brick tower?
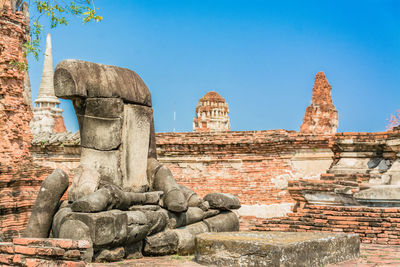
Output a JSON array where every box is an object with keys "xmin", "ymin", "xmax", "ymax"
[
  {"xmin": 300, "ymin": 72, "xmax": 338, "ymax": 135},
  {"xmin": 193, "ymin": 91, "xmax": 230, "ymax": 132}
]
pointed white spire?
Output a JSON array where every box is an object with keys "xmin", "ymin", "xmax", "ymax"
[{"xmin": 35, "ymin": 33, "xmax": 59, "ymax": 105}]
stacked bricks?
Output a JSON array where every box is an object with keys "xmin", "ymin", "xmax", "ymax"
[
  {"xmin": 288, "ymin": 173, "xmax": 371, "ymax": 202},
  {"xmin": 244, "ymin": 205, "xmax": 400, "ymax": 245},
  {"xmin": 0, "ymin": 238, "xmax": 91, "ymax": 266}
]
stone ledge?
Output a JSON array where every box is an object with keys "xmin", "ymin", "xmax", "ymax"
[{"xmin": 194, "ymin": 231, "xmax": 360, "ymax": 267}]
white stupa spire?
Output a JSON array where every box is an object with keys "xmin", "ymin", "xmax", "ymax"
[{"xmin": 35, "ymin": 33, "xmax": 59, "ymax": 105}]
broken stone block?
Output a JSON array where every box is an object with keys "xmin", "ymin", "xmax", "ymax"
[
  {"xmin": 368, "ymin": 157, "xmax": 382, "ymax": 169},
  {"xmin": 94, "ymin": 247, "xmax": 125, "ymax": 262},
  {"xmin": 144, "ymin": 191, "xmax": 163, "ymax": 204},
  {"xmin": 126, "ymin": 225, "xmax": 149, "ymax": 244},
  {"xmin": 144, "ymin": 210, "xmax": 169, "ymax": 236},
  {"xmin": 52, "ymin": 207, "xmax": 73, "ymax": 238},
  {"xmin": 71, "ymin": 188, "xmax": 112, "ymax": 212},
  {"xmin": 355, "ymin": 185, "xmax": 400, "ymax": 207},
  {"xmin": 166, "ymin": 207, "xmax": 205, "ymax": 229},
  {"xmin": 59, "ymin": 219, "xmax": 91, "ymax": 241},
  {"xmin": 68, "ymin": 165, "xmax": 100, "ymax": 203},
  {"xmin": 203, "ymin": 211, "xmax": 239, "ymax": 232},
  {"xmin": 125, "ymin": 241, "xmax": 143, "ymax": 259},
  {"xmin": 62, "ymin": 210, "xmax": 128, "ymax": 247},
  {"xmin": 204, "ymin": 209, "xmax": 220, "ymax": 219},
  {"xmin": 80, "ymin": 148, "xmax": 122, "ymax": 188},
  {"xmin": 129, "ymin": 205, "xmax": 161, "ymax": 211},
  {"xmin": 54, "ymin": 59, "xmax": 152, "ymax": 106},
  {"xmin": 126, "ymin": 211, "xmax": 148, "ymax": 225},
  {"xmin": 121, "ymin": 104, "xmax": 152, "ymax": 192},
  {"xmin": 80, "ymin": 115, "xmax": 122, "ymax": 150},
  {"xmin": 150, "ymin": 161, "xmax": 187, "ymax": 212},
  {"xmin": 24, "ymin": 169, "xmax": 69, "ymax": 238},
  {"xmin": 85, "ymin": 98, "xmax": 124, "ymax": 119},
  {"xmin": 179, "ymin": 185, "xmax": 208, "ymax": 211},
  {"xmin": 203, "ymin": 193, "xmax": 241, "ymax": 210},
  {"xmin": 195, "ymin": 232, "xmax": 360, "ymax": 267},
  {"xmin": 378, "ymin": 159, "xmax": 392, "ymax": 173},
  {"xmin": 144, "ymin": 221, "xmax": 209, "ymax": 256}
]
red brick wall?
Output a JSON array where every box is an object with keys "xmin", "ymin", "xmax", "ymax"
[{"xmin": 156, "ymin": 130, "xmax": 333, "ymax": 206}]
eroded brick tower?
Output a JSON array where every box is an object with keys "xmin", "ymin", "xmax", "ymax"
[
  {"xmin": 0, "ymin": 0, "xmax": 53, "ymax": 240},
  {"xmin": 193, "ymin": 91, "xmax": 230, "ymax": 132},
  {"xmin": 300, "ymin": 72, "xmax": 338, "ymax": 135}
]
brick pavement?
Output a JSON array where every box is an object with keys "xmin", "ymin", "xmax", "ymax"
[{"xmin": 90, "ymin": 244, "xmax": 400, "ymax": 267}]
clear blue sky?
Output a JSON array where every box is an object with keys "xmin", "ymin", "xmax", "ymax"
[{"xmin": 28, "ymin": 0, "xmax": 400, "ymax": 133}]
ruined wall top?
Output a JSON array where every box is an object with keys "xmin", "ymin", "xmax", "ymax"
[
  {"xmin": 193, "ymin": 91, "xmax": 230, "ymax": 132},
  {"xmin": 54, "ymin": 59, "xmax": 152, "ymax": 107}
]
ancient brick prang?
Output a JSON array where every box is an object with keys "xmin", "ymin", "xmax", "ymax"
[
  {"xmin": 300, "ymin": 72, "xmax": 338, "ymax": 135},
  {"xmin": 193, "ymin": 91, "xmax": 230, "ymax": 132},
  {"xmin": 0, "ymin": 0, "xmax": 31, "ymax": 166},
  {"xmin": 0, "ymin": 1, "xmax": 57, "ymax": 241}
]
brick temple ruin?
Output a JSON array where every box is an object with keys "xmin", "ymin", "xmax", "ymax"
[{"xmin": 0, "ymin": 0, "xmax": 399, "ymax": 265}]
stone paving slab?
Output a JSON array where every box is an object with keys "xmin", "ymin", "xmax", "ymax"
[{"xmin": 90, "ymin": 244, "xmax": 400, "ymax": 267}]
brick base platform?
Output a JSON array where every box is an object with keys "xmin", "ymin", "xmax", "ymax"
[
  {"xmin": 241, "ymin": 204, "xmax": 400, "ymax": 245},
  {"xmin": 0, "ymin": 238, "xmax": 92, "ymax": 266}
]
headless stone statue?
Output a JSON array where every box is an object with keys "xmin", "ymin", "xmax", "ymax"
[{"xmin": 53, "ymin": 59, "xmax": 188, "ymax": 212}]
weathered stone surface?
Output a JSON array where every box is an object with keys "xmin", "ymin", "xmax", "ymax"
[
  {"xmin": 368, "ymin": 158, "xmax": 383, "ymax": 169},
  {"xmin": 94, "ymin": 246, "xmax": 125, "ymax": 262},
  {"xmin": 144, "ymin": 210, "xmax": 169, "ymax": 236},
  {"xmin": 69, "ymin": 164, "xmax": 100, "ymax": 202},
  {"xmin": 54, "ymin": 59, "xmax": 152, "ymax": 106},
  {"xmin": 125, "ymin": 241, "xmax": 143, "ymax": 259},
  {"xmin": 61, "ymin": 210, "xmax": 128, "ymax": 247},
  {"xmin": 59, "ymin": 219, "xmax": 91, "ymax": 241},
  {"xmin": 79, "ymin": 115, "xmax": 122, "ymax": 150},
  {"xmin": 179, "ymin": 185, "xmax": 207, "ymax": 210},
  {"xmin": 166, "ymin": 207, "xmax": 205, "ymax": 229},
  {"xmin": 24, "ymin": 169, "xmax": 69, "ymax": 238},
  {"xmin": 85, "ymin": 98, "xmax": 124, "ymax": 118},
  {"xmin": 71, "ymin": 188, "xmax": 112, "ymax": 212},
  {"xmin": 126, "ymin": 225, "xmax": 149, "ymax": 244},
  {"xmin": 355, "ymin": 185, "xmax": 400, "ymax": 206},
  {"xmin": 129, "ymin": 205, "xmax": 161, "ymax": 211},
  {"xmin": 203, "ymin": 211, "xmax": 239, "ymax": 232},
  {"xmin": 145, "ymin": 191, "xmax": 163, "ymax": 204},
  {"xmin": 194, "ymin": 232, "xmax": 360, "ymax": 267},
  {"xmin": 52, "ymin": 207, "xmax": 73, "ymax": 238},
  {"xmin": 203, "ymin": 209, "xmax": 220, "ymax": 219},
  {"xmin": 144, "ymin": 221, "xmax": 210, "ymax": 256},
  {"xmin": 126, "ymin": 211, "xmax": 148, "ymax": 225},
  {"xmin": 203, "ymin": 193, "xmax": 241, "ymax": 210},
  {"xmin": 152, "ymin": 163, "xmax": 188, "ymax": 212},
  {"xmin": 378, "ymin": 159, "xmax": 392, "ymax": 173},
  {"xmin": 78, "ymin": 148, "xmax": 121, "ymax": 193},
  {"xmin": 121, "ymin": 104, "xmax": 152, "ymax": 192}
]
